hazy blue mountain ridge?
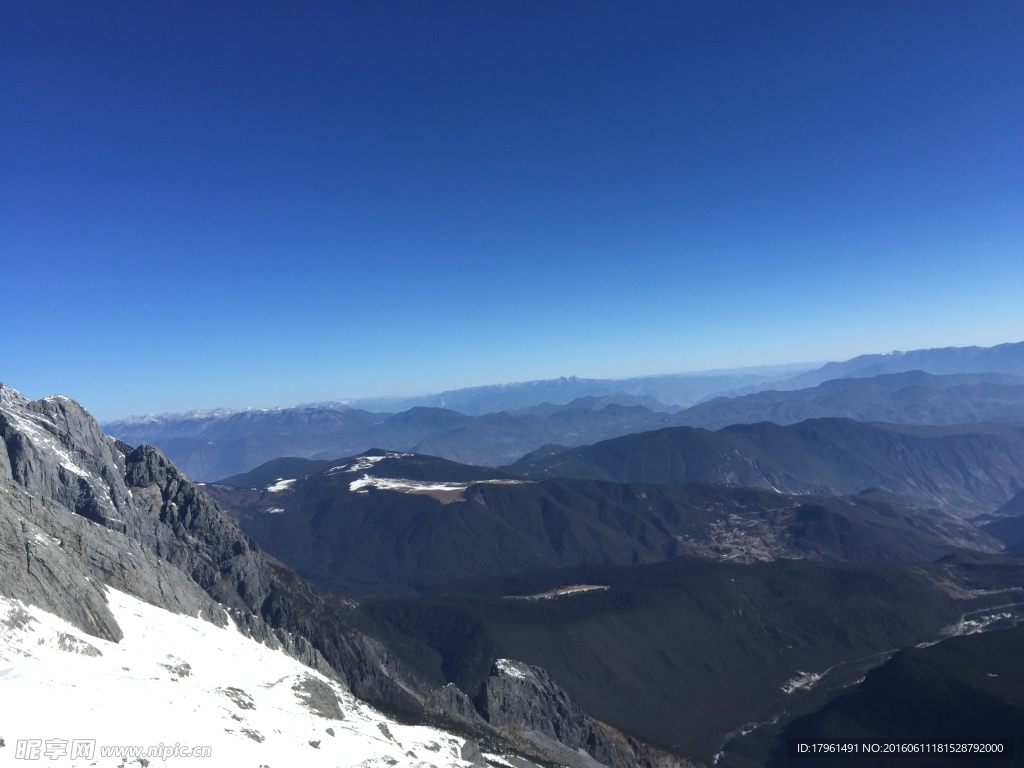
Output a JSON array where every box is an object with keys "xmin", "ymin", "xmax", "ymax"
[
  {"xmin": 677, "ymin": 370, "xmax": 1024, "ymax": 429},
  {"xmin": 512, "ymin": 418, "xmax": 1024, "ymax": 517},
  {"xmin": 317, "ymin": 366, "xmax": 813, "ymax": 415},
  {"xmin": 774, "ymin": 340, "xmax": 1024, "ymax": 390},
  {"xmin": 103, "ymin": 341, "xmax": 1024, "ymax": 482},
  {"xmin": 105, "ymin": 373, "xmax": 1024, "ymax": 483}
]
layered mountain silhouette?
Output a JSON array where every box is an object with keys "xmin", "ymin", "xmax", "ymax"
[
  {"xmin": 319, "ymin": 341, "xmax": 1024, "ymax": 413},
  {"xmin": 106, "ymin": 400, "xmax": 682, "ymax": 480},
  {"xmin": 104, "ymin": 340, "xmax": 1024, "ymax": 482},
  {"xmin": 511, "ymin": 418, "xmax": 1024, "ymax": 517},
  {"xmin": 676, "ymin": 370, "xmax": 1024, "ymax": 429},
  {"xmin": 314, "ymin": 367, "xmax": 812, "ymax": 415},
  {"xmin": 773, "ymin": 340, "xmax": 1024, "ymax": 390}
]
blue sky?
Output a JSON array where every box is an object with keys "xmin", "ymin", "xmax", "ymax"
[{"xmin": 3, "ymin": 1, "xmax": 1022, "ymax": 421}]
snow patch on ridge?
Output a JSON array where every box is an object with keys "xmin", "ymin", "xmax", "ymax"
[
  {"xmin": 326, "ymin": 452, "xmax": 412, "ymax": 474},
  {"xmin": 266, "ymin": 478, "xmax": 296, "ymax": 493},
  {"xmin": 348, "ymin": 475, "xmax": 530, "ymax": 502},
  {"xmin": 494, "ymin": 658, "xmax": 531, "ymax": 681},
  {"xmin": 504, "ymin": 585, "xmax": 609, "ymax": 601}
]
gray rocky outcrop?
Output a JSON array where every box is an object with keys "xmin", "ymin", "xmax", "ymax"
[
  {"xmin": 477, "ymin": 659, "xmax": 700, "ymax": 768},
  {"xmin": 459, "ymin": 739, "xmax": 487, "ymax": 767},
  {"xmin": 0, "ymin": 384, "xmax": 417, "ymax": 703},
  {"xmin": 0, "ymin": 476, "xmax": 222, "ymax": 641},
  {"xmin": 426, "ymin": 682, "xmax": 488, "ymax": 727},
  {"xmin": 0, "ymin": 387, "xmax": 135, "ymax": 526},
  {"xmin": 293, "ymin": 674, "xmax": 346, "ymax": 720},
  {"xmin": 478, "ymin": 658, "xmax": 592, "ymax": 743}
]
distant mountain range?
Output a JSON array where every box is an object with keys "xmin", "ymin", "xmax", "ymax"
[
  {"xmin": 8, "ymin": 381, "xmax": 1024, "ymax": 767},
  {"xmin": 310, "ymin": 365, "xmax": 814, "ymax": 414},
  {"xmin": 774, "ymin": 341, "xmax": 1024, "ymax": 390},
  {"xmin": 104, "ymin": 342, "xmax": 1024, "ymax": 482},
  {"xmin": 677, "ymin": 370, "xmax": 1024, "ymax": 429},
  {"xmin": 318, "ymin": 341, "xmax": 1024, "ymax": 413},
  {"xmin": 512, "ymin": 419, "xmax": 1024, "ymax": 517}
]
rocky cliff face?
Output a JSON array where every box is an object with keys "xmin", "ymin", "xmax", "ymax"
[
  {"xmin": 0, "ymin": 383, "xmax": 420, "ymax": 701},
  {"xmin": 473, "ymin": 659, "xmax": 697, "ymax": 768}
]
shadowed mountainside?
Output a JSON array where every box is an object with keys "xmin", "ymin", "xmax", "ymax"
[
  {"xmin": 357, "ymin": 553, "xmax": 1024, "ymax": 764},
  {"xmin": 207, "ymin": 450, "xmax": 1000, "ymax": 596},
  {"xmin": 750, "ymin": 623, "xmax": 1024, "ymax": 768},
  {"xmin": 511, "ymin": 418, "xmax": 1024, "ymax": 517}
]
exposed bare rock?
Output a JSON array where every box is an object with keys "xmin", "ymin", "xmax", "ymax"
[
  {"xmin": 477, "ymin": 658, "xmax": 700, "ymax": 768},
  {"xmin": 0, "ymin": 385, "xmax": 422, "ymax": 709},
  {"xmin": 293, "ymin": 674, "xmax": 346, "ymax": 720},
  {"xmin": 0, "ymin": 477, "xmax": 224, "ymax": 642},
  {"xmin": 426, "ymin": 682, "xmax": 488, "ymax": 727}
]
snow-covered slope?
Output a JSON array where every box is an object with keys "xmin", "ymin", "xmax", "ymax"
[{"xmin": 0, "ymin": 588, "xmax": 475, "ymax": 768}]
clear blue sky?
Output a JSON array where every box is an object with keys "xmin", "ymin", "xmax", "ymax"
[{"xmin": 3, "ymin": 1, "xmax": 1022, "ymax": 421}]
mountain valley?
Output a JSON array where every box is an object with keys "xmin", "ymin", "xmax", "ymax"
[{"xmin": 5, "ymin": 341, "xmax": 1024, "ymax": 767}]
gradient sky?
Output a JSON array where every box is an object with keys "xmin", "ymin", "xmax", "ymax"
[{"xmin": 3, "ymin": 1, "xmax": 1022, "ymax": 421}]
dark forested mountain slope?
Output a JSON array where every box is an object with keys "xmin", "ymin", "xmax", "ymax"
[
  {"xmin": 359, "ymin": 553, "xmax": 1024, "ymax": 764},
  {"xmin": 207, "ymin": 451, "xmax": 1000, "ymax": 596},
  {"xmin": 750, "ymin": 623, "xmax": 1024, "ymax": 768},
  {"xmin": 512, "ymin": 418, "xmax": 1024, "ymax": 517},
  {"xmin": 981, "ymin": 491, "xmax": 1024, "ymax": 550}
]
